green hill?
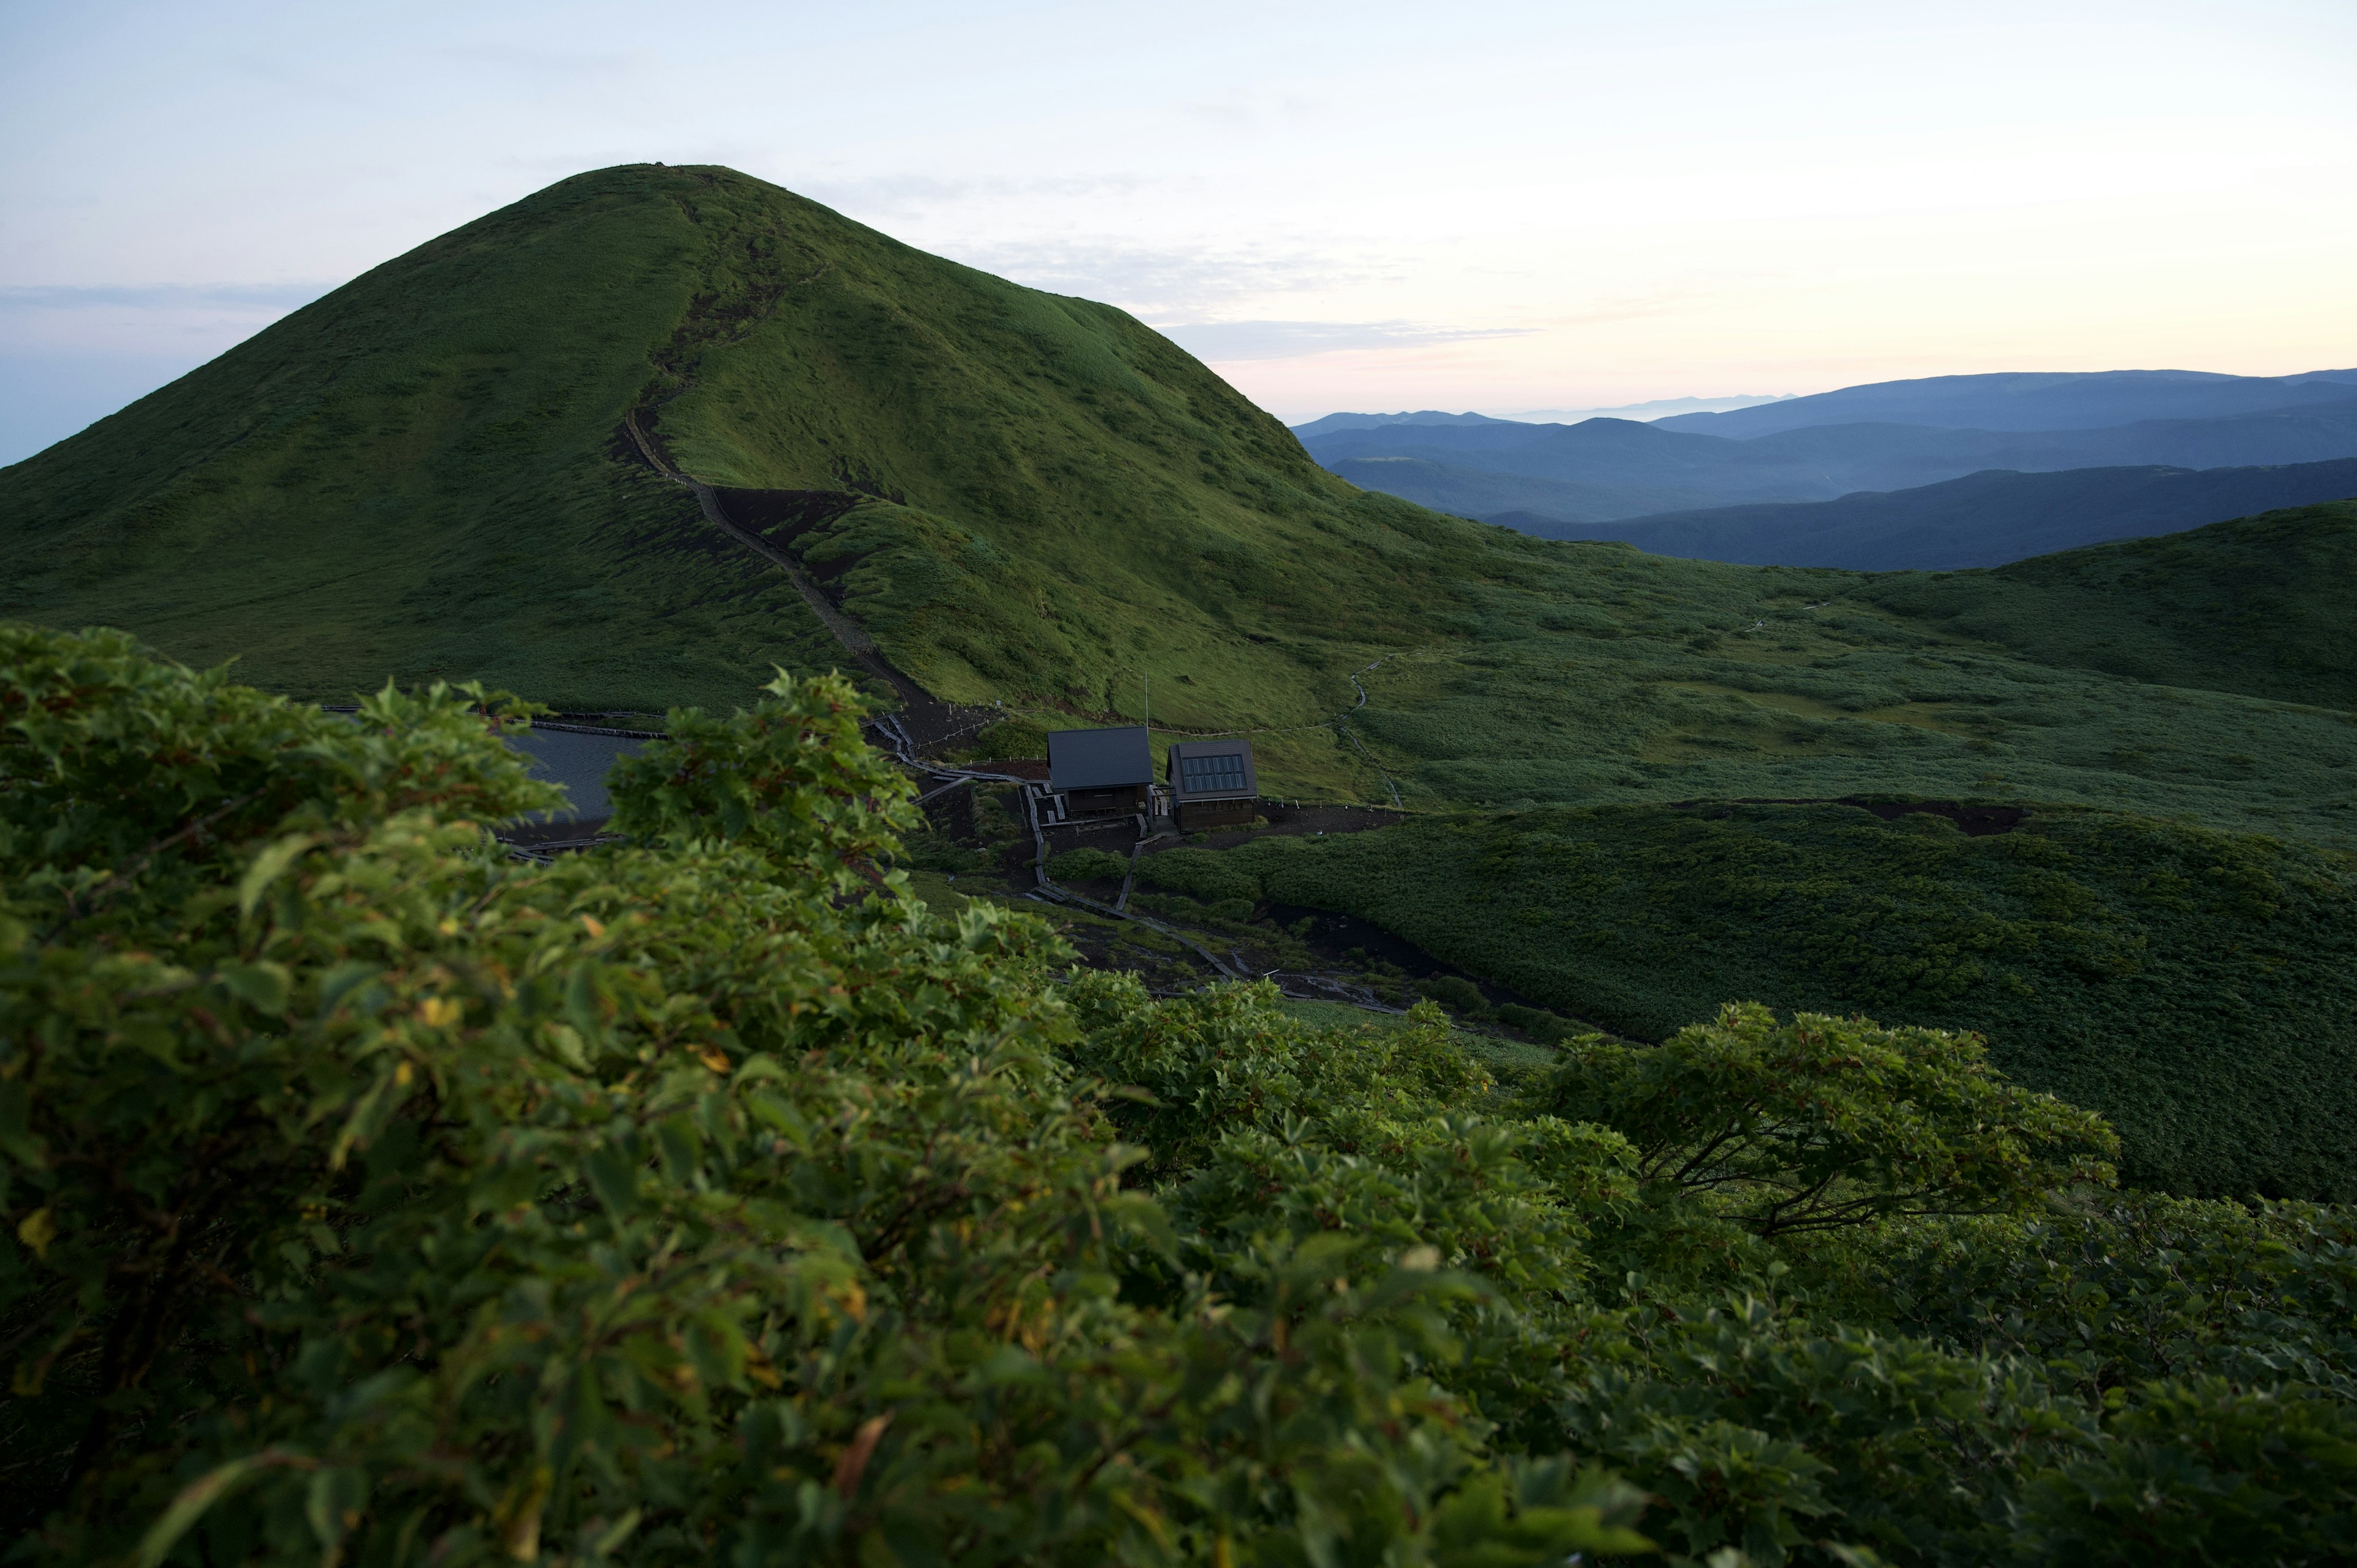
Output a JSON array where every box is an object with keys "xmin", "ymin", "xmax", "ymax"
[
  {"xmin": 0, "ymin": 164, "xmax": 1503, "ymax": 787},
  {"xmin": 1861, "ymin": 501, "xmax": 2357, "ymax": 706},
  {"xmin": 7, "ymin": 165, "xmax": 2357, "ymax": 843},
  {"xmin": 0, "ymin": 169, "xmax": 851, "ymax": 714}
]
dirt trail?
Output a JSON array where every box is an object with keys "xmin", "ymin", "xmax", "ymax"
[
  {"xmin": 616, "ymin": 413, "xmax": 997, "ymax": 752},
  {"xmin": 1336, "ymin": 657, "xmax": 1404, "ymax": 808}
]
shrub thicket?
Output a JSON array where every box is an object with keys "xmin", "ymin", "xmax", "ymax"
[
  {"xmin": 7, "ymin": 625, "xmax": 2357, "ymax": 1566},
  {"xmin": 1182, "ymin": 805, "xmax": 2357, "ymax": 1198}
]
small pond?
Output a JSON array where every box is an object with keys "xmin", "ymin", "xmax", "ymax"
[{"xmin": 503, "ymin": 729, "xmax": 644, "ymax": 822}]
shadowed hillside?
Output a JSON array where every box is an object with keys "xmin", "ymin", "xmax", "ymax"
[{"xmin": 1107, "ymin": 798, "xmax": 2357, "ymax": 1199}]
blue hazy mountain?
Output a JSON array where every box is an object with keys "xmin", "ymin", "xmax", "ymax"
[
  {"xmin": 1651, "ymin": 368, "xmax": 2357, "ymax": 437},
  {"xmin": 1489, "ymin": 459, "xmax": 2357, "ymax": 571},
  {"xmin": 1322, "ymin": 455, "xmax": 1726, "ymax": 524},
  {"xmin": 1286, "ymin": 409, "xmax": 1524, "ymax": 438},
  {"xmin": 1302, "ymin": 399, "xmax": 2357, "ymax": 522}
]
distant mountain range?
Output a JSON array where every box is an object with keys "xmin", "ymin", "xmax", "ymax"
[
  {"xmin": 1654, "ymin": 368, "xmax": 2357, "ymax": 437},
  {"xmin": 1291, "ymin": 395, "xmax": 1792, "ymax": 435},
  {"xmin": 1493, "ymin": 459, "xmax": 2357, "ymax": 571},
  {"xmin": 1297, "ymin": 369, "xmax": 2357, "ymax": 567}
]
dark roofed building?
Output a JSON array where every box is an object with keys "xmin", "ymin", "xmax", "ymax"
[
  {"xmin": 1167, "ymin": 738, "xmax": 1258, "ymax": 829},
  {"xmin": 1047, "ymin": 725, "xmax": 1153, "ymax": 816}
]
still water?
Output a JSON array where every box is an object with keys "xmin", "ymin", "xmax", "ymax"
[{"xmin": 503, "ymin": 728, "xmax": 644, "ymax": 821}]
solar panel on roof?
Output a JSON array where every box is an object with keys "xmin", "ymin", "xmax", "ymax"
[
  {"xmin": 1167, "ymin": 739, "xmax": 1256, "ymax": 801},
  {"xmin": 1178, "ymin": 752, "xmax": 1247, "ymax": 794}
]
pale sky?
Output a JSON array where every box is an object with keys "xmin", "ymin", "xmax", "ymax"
[{"xmin": 4, "ymin": 0, "xmax": 2354, "ymax": 463}]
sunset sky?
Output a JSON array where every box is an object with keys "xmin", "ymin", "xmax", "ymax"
[{"xmin": 4, "ymin": 0, "xmax": 2353, "ymax": 461}]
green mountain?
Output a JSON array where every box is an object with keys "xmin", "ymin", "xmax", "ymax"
[
  {"xmin": 8, "ymin": 164, "xmax": 2357, "ymax": 846},
  {"xmin": 0, "ymin": 163, "xmax": 1498, "ymax": 790}
]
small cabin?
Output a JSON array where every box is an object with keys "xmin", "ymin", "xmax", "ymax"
[
  {"xmin": 1047, "ymin": 725, "xmax": 1154, "ymax": 817},
  {"xmin": 1166, "ymin": 739, "xmax": 1258, "ymax": 830}
]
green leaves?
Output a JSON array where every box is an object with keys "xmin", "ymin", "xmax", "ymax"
[
  {"xmin": 11, "ymin": 624, "xmax": 2357, "ymax": 1567},
  {"xmin": 1428, "ymin": 1462, "xmax": 1653, "ymax": 1566},
  {"xmin": 2016, "ymin": 1380, "xmax": 2357, "ymax": 1563},
  {"xmin": 6, "ymin": 630, "xmax": 1636, "ymax": 1568},
  {"xmin": 605, "ymin": 668, "xmax": 919, "ymax": 889},
  {"xmin": 1547, "ymin": 1003, "xmax": 2120, "ymax": 1237}
]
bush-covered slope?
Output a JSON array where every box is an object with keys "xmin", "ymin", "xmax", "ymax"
[
  {"xmin": 16, "ymin": 624, "xmax": 2357, "ymax": 1567},
  {"xmin": 1861, "ymin": 501, "xmax": 2357, "ymax": 708},
  {"xmin": 1156, "ymin": 802, "xmax": 2357, "ymax": 1200}
]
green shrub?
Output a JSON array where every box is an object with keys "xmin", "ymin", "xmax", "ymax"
[
  {"xmin": 1547, "ymin": 1003, "xmax": 2120, "ymax": 1237},
  {"xmin": 956, "ymin": 715, "xmax": 1050, "ymax": 762},
  {"xmin": 0, "ymin": 627, "xmax": 1644, "ymax": 1568},
  {"xmin": 2016, "ymin": 1380, "xmax": 2357, "ymax": 1563},
  {"xmin": 1131, "ymin": 846, "xmax": 1262, "ymax": 905},
  {"xmin": 894, "ymin": 828, "xmax": 994, "ymax": 875},
  {"xmin": 1417, "ymin": 973, "xmax": 1491, "ymax": 1017},
  {"xmin": 1047, "ymin": 846, "xmax": 1129, "ymax": 882},
  {"xmin": 12, "ymin": 624, "xmax": 2357, "ymax": 1567},
  {"xmin": 1496, "ymin": 1003, "xmax": 1574, "ymax": 1044}
]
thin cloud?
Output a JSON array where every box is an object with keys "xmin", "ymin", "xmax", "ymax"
[
  {"xmin": 951, "ymin": 239, "xmax": 1390, "ymax": 319},
  {"xmin": 0, "ymin": 283, "xmax": 334, "ymax": 313},
  {"xmin": 799, "ymin": 173, "xmax": 1158, "ymax": 220},
  {"xmin": 1156, "ymin": 320, "xmax": 1536, "ymax": 362}
]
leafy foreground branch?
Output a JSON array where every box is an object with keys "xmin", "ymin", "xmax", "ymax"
[{"xmin": 4, "ymin": 624, "xmax": 2355, "ymax": 1567}]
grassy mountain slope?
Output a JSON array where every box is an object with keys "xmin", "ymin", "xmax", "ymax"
[
  {"xmin": 0, "ymin": 165, "xmax": 1481, "ymax": 755},
  {"xmin": 0, "ymin": 164, "xmax": 1605, "ymax": 792},
  {"xmin": 1861, "ymin": 501, "xmax": 2357, "ymax": 707},
  {"xmin": 0, "ymin": 171, "xmax": 853, "ymax": 712},
  {"xmin": 1309, "ymin": 527, "xmax": 2357, "ymax": 848},
  {"xmin": 7, "ymin": 164, "xmax": 2357, "ymax": 840},
  {"xmin": 1154, "ymin": 801, "xmax": 2357, "ymax": 1199},
  {"xmin": 1516, "ymin": 462, "xmax": 2357, "ymax": 570}
]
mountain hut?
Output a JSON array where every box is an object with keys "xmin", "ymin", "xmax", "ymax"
[
  {"xmin": 1166, "ymin": 739, "xmax": 1259, "ymax": 830},
  {"xmin": 1046, "ymin": 725, "xmax": 1155, "ymax": 817}
]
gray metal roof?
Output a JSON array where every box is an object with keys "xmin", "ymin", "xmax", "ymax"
[{"xmin": 1047, "ymin": 726, "xmax": 1153, "ymax": 791}]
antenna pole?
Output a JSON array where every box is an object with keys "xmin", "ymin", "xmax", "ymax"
[{"xmin": 1144, "ymin": 670, "xmax": 1149, "ymax": 731}]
